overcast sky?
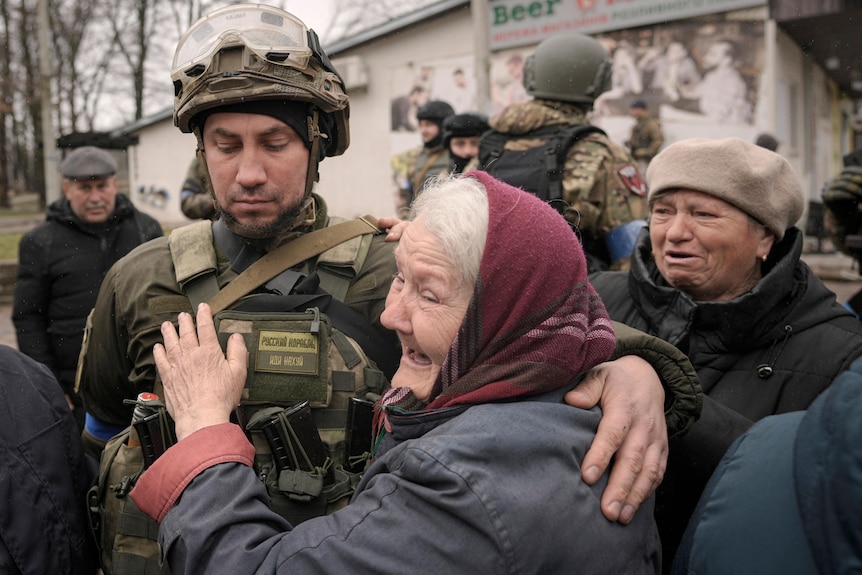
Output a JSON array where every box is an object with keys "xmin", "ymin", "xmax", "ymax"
[{"xmin": 283, "ymin": 1, "xmax": 335, "ymax": 40}]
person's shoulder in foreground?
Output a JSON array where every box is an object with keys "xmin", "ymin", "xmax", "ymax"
[
  {"xmin": 0, "ymin": 345, "xmax": 98, "ymax": 574},
  {"xmin": 673, "ymin": 354, "xmax": 862, "ymax": 574}
]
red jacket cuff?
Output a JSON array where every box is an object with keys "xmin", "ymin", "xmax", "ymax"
[{"xmin": 130, "ymin": 423, "xmax": 255, "ymax": 522}]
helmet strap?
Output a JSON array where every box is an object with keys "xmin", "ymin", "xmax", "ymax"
[
  {"xmin": 305, "ymin": 109, "xmax": 322, "ymax": 198},
  {"xmin": 194, "ymin": 135, "xmax": 221, "ymax": 215},
  {"xmin": 300, "ymin": 195, "xmax": 316, "ymax": 226}
]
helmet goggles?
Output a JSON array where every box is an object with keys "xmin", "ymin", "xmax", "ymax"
[{"xmin": 171, "ymin": 4, "xmax": 312, "ymax": 93}]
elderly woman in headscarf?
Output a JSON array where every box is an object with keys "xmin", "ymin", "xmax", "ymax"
[
  {"xmin": 130, "ymin": 172, "xmax": 663, "ymax": 574},
  {"xmin": 589, "ymin": 136, "xmax": 862, "ymax": 568}
]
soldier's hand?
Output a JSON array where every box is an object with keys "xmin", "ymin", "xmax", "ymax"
[
  {"xmin": 565, "ymin": 355, "xmax": 667, "ymax": 524},
  {"xmin": 154, "ymin": 303, "xmax": 248, "ymax": 441},
  {"xmin": 378, "ymin": 216, "xmax": 410, "ymax": 242}
]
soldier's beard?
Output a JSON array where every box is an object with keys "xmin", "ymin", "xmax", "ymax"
[{"xmin": 219, "ymin": 202, "xmax": 304, "ymax": 243}]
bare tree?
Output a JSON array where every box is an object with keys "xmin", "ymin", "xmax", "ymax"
[
  {"xmin": 18, "ymin": 0, "xmax": 43, "ymax": 199},
  {"xmin": 49, "ymin": 0, "xmax": 114, "ymax": 133},
  {"xmin": 0, "ymin": 0, "xmax": 11, "ymax": 206},
  {"xmin": 6, "ymin": 0, "xmax": 442, "ymax": 202},
  {"xmin": 104, "ymin": 0, "xmax": 169, "ymax": 121}
]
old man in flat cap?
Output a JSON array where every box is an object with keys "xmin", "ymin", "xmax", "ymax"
[{"xmin": 13, "ymin": 146, "xmax": 163, "ymax": 428}]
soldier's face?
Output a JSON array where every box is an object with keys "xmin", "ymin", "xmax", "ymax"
[
  {"xmin": 649, "ymin": 190, "xmax": 774, "ymax": 302},
  {"xmin": 203, "ymin": 112, "xmax": 309, "ymax": 239},
  {"xmin": 449, "ymin": 136, "xmax": 481, "ymax": 160},
  {"xmin": 419, "ymin": 119, "xmax": 440, "ymax": 144},
  {"xmin": 62, "ymin": 176, "xmax": 118, "ymax": 224}
]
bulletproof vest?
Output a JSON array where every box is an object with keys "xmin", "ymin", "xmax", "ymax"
[
  {"xmin": 478, "ymin": 123, "xmax": 605, "ymax": 212},
  {"xmin": 89, "ymin": 219, "xmax": 395, "ymax": 574}
]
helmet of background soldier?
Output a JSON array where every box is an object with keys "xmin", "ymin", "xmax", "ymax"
[
  {"xmin": 416, "ymin": 100, "xmax": 455, "ymax": 129},
  {"xmin": 442, "ymin": 112, "xmax": 490, "ymax": 150},
  {"xmin": 170, "ymin": 4, "xmax": 349, "ymax": 196},
  {"xmin": 522, "ymin": 33, "xmax": 612, "ymax": 106}
]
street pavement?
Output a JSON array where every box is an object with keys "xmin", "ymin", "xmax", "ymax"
[{"xmin": 2, "ymin": 248, "xmax": 861, "ymax": 352}]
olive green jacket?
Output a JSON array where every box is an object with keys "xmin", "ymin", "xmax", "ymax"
[{"xmin": 77, "ymin": 195, "xmax": 398, "ymax": 428}]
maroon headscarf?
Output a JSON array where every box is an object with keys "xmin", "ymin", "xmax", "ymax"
[{"xmin": 378, "ymin": 171, "xmax": 616, "ymax": 419}]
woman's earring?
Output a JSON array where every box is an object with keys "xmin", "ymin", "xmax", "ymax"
[{"xmin": 761, "ymin": 254, "xmax": 768, "ymax": 262}]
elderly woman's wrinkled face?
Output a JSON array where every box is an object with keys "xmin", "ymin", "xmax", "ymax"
[
  {"xmin": 381, "ymin": 218, "xmax": 473, "ymax": 402},
  {"xmin": 649, "ymin": 190, "xmax": 775, "ymax": 302}
]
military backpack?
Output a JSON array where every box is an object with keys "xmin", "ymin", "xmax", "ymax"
[{"xmin": 478, "ymin": 123, "xmax": 605, "ymax": 213}]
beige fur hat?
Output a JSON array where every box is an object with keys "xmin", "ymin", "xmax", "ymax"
[{"xmin": 646, "ymin": 137, "xmax": 804, "ymax": 239}]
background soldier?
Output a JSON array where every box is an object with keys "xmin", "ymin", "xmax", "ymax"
[
  {"xmin": 441, "ymin": 112, "xmax": 490, "ymax": 175},
  {"xmin": 626, "ymin": 99, "xmax": 664, "ymax": 174},
  {"xmin": 391, "ymin": 99, "xmax": 454, "ymax": 213},
  {"xmin": 479, "ymin": 33, "xmax": 647, "ymax": 272},
  {"xmin": 179, "ymin": 156, "xmax": 215, "ymax": 220}
]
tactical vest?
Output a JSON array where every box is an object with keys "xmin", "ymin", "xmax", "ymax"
[
  {"xmin": 478, "ymin": 123, "xmax": 605, "ymax": 213},
  {"xmin": 89, "ymin": 218, "xmax": 395, "ymax": 574}
]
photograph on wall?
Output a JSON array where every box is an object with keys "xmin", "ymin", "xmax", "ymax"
[
  {"xmin": 592, "ymin": 19, "xmax": 765, "ymax": 131},
  {"xmin": 490, "ymin": 47, "xmax": 531, "ymax": 115},
  {"xmin": 389, "ymin": 56, "xmax": 477, "ymax": 135}
]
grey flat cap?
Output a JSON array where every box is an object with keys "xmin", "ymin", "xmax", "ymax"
[{"xmin": 61, "ymin": 146, "xmax": 118, "ymax": 180}]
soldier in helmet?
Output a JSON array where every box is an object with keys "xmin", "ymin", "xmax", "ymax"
[
  {"xmin": 178, "ymin": 156, "xmax": 216, "ymax": 220},
  {"xmin": 479, "ymin": 33, "xmax": 648, "ymax": 272},
  {"xmin": 75, "ymin": 6, "xmax": 405, "ymax": 571},
  {"xmin": 77, "ymin": 4, "xmax": 390, "ymax": 453},
  {"xmin": 391, "ymin": 99, "xmax": 455, "ymax": 213},
  {"xmin": 441, "ymin": 112, "xmax": 490, "ymax": 175}
]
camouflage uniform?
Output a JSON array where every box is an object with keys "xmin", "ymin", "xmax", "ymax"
[
  {"xmin": 488, "ymin": 98, "xmax": 646, "ymax": 270},
  {"xmin": 179, "ymin": 156, "xmax": 216, "ymax": 220},
  {"xmin": 391, "ymin": 144, "xmax": 450, "ymax": 215},
  {"xmin": 627, "ymin": 112, "xmax": 664, "ymax": 173}
]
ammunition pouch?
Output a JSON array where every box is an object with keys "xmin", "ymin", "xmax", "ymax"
[{"xmin": 89, "ymin": 411, "xmax": 172, "ymax": 574}]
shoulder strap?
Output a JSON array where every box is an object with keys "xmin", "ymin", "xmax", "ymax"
[
  {"xmin": 208, "ymin": 216, "xmax": 381, "ymax": 315},
  {"xmin": 478, "ymin": 130, "xmax": 508, "ymax": 171},
  {"xmin": 544, "ymin": 124, "xmax": 605, "ymax": 202},
  {"xmin": 169, "ymin": 221, "xmax": 220, "ymax": 310},
  {"xmin": 411, "ymin": 149, "xmax": 446, "ymax": 194}
]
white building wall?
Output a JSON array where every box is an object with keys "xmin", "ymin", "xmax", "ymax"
[
  {"xmin": 126, "ymin": 118, "xmax": 198, "ymax": 228},
  {"xmin": 317, "ymin": 8, "xmax": 474, "ymax": 219}
]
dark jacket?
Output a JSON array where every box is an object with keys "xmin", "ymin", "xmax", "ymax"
[
  {"xmin": 13, "ymin": 194, "xmax": 162, "ymax": 395},
  {"xmin": 672, "ymin": 356, "xmax": 862, "ymax": 575},
  {"xmin": 0, "ymin": 345, "xmax": 98, "ymax": 574},
  {"xmin": 590, "ymin": 226, "xmax": 862, "ymax": 567},
  {"xmin": 132, "ymin": 387, "xmax": 661, "ymax": 574}
]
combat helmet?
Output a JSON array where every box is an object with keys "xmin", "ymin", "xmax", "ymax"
[
  {"xmin": 523, "ymin": 33, "xmax": 612, "ymax": 105},
  {"xmin": 171, "ymin": 4, "xmax": 349, "ymax": 196},
  {"xmin": 442, "ymin": 112, "xmax": 490, "ymax": 150},
  {"xmin": 416, "ymin": 100, "xmax": 455, "ymax": 127}
]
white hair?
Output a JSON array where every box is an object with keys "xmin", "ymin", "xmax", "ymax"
[{"xmin": 409, "ymin": 175, "xmax": 489, "ymax": 287}]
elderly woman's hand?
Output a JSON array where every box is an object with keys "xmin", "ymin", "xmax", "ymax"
[
  {"xmin": 153, "ymin": 303, "xmax": 248, "ymax": 441},
  {"xmin": 566, "ymin": 355, "xmax": 667, "ymax": 524},
  {"xmin": 377, "ymin": 216, "xmax": 410, "ymax": 242}
]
